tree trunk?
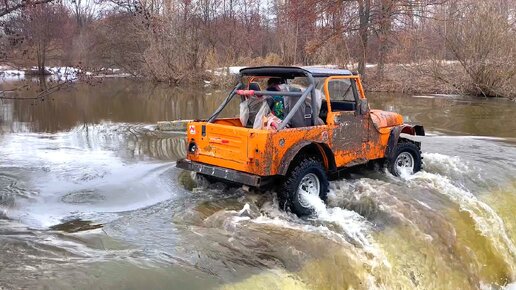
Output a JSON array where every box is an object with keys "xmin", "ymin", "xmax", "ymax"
[
  {"xmin": 37, "ymin": 41, "xmax": 46, "ymax": 75},
  {"xmin": 293, "ymin": 20, "xmax": 298, "ymax": 65},
  {"xmin": 376, "ymin": 0, "xmax": 393, "ymax": 81},
  {"xmin": 357, "ymin": 0, "xmax": 370, "ymax": 76}
]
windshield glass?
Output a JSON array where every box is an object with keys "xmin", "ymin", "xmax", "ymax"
[{"xmin": 315, "ymin": 77, "xmax": 356, "ymax": 101}]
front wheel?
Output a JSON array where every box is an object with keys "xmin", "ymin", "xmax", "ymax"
[
  {"xmin": 387, "ymin": 142, "xmax": 422, "ymax": 176},
  {"xmin": 279, "ymin": 158, "xmax": 329, "ymax": 216}
]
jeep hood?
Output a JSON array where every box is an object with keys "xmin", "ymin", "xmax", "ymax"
[{"xmin": 370, "ymin": 109, "xmax": 403, "ymax": 130}]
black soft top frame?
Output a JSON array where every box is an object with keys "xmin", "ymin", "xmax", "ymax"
[
  {"xmin": 239, "ymin": 66, "xmax": 353, "ymax": 78},
  {"xmin": 209, "ymin": 66, "xmax": 353, "ymax": 128}
]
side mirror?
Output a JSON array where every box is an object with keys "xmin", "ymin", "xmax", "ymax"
[{"xmin": 359, "ymin": 99, "xmax": 369, "ymax": 115}]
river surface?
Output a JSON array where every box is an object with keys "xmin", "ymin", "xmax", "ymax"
[{"xmin": 0, "ymin": 78, "xmax": 515, "ymax": 289}]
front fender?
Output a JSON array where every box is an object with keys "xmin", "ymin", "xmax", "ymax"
[{"xmin": 385, "ymin": 124, "xmax": 424, "ymax": 159}]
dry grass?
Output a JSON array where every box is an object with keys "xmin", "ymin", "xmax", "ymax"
[
  {"xmin": 363, "ymin": 62, "xmax": 460, "ymax": 95},
  {"xmin": 364, "ymin": 61, "xmax": 515, "ymax": 100}
]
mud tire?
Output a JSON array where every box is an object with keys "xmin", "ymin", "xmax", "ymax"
[
  {"xmin": 387, "ymin": 141, "xmax": 422, "ymax": 176},
  {"xmin": 279, "ymin": 158, "xmax": 329, "ymax": 217}
]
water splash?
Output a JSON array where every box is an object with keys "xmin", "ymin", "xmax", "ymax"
[
  {"xmin": 0, "ymin": 124, "xmax": 182, "ymax": 229},
  {"xmin": 300, "ymin": 189, "xmax": 373, "ymax": 249},
  {"xmin": 407, "ymin": 172, "xmax": 516, "ymax": 277},
  {"xmin": 400, "ymin": 153, "xmax": 516, "ymax": 281}
]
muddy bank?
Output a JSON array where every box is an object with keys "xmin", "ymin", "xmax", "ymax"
[{"xmin": 363, "ymin": 63, "xmax": 516, "ymax": 100}]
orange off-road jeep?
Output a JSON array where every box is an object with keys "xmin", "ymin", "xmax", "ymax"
[{"xmin": 177, "ymin": 66, "xmax": 424, "ymax": 216}]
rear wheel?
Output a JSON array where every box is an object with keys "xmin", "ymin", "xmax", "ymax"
[
  {"xmin": 279, "ymin": 158, "xmax": 329, "ymax": 216},
  {"xmin": 387, "ymin": 141, "xmax": 422, "ymax": 176}
]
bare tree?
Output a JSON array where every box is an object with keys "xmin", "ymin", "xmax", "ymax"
[
  {"xmin": 71, "ymin": 0, "xmax": 97, "ymax": 28},
  {"xmin": 0, "ymin": 0, "xmax": 54, "ymax": 17},
  {"xmin": 443, "ymin": 0, "xmax": 516, "ymax": 98},
  {"xmin": 2, "ymin": 0, "xmax": 514, "ymax": 97},
  {"xmin": 20, "ymin": 2, "xmax": 72, "ymax": 74}
]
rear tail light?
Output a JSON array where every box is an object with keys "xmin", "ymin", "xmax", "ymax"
[{"xmin": 188, "ymin": 141, "xmax": 197, "ymax": 153}]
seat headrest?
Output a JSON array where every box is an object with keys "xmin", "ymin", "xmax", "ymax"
[{"xmin": 248, "ymin": 82, "xmax": 261, "ymax": 91}]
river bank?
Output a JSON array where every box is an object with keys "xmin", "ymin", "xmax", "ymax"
[
  {"xmin": 0, "ymin": 65, "xmax": 131, "ymax": 81},
  {"xmin": 2, "ymin": 63, "xmax": 515, "ymax": 101},
  {"xmin": 364, "ymin": 62, "xmax": 516, "ymax": 100},
  {"xmin": 364, "ymin": 64, "xmax": 459, "ymax": 95}
]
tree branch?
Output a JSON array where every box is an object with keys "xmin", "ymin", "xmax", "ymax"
[
  {"xmin": 0, "ymin": 0, "xmax": 55, "ymax": 17},
  {"xmin": 0, "ymin": 77, "xmax": 76, "ymax": 100}
]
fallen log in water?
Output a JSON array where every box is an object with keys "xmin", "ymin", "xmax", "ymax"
[{"xmin": 157, "ymin": 120, "xmax": 192, "ymax": 132}]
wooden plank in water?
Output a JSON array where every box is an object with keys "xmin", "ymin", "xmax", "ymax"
[{"xmin": 157, "ymin": 120, "xmax": 192, "ymax": 132}]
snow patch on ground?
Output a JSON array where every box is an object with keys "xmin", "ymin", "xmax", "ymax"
[
  {"xmin": 0, "ymin": 65, "xmax": 130, "ymax": 81},
  {"xmin": 0, "ymin": 66, "xmax": 78, "ymax": 81},
  {"xmin": 0, "ymin": 65, "xmax": 25, "ymax": 80},
  {"xmin": 208, "ymin": 66, "xmax": 247, "ymax": 77},
  {"xmin": 303, "ymin": 64, "xmax": 339, "ymax": 69}
]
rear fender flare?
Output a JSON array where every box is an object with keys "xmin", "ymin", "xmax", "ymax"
[
  {"xmin": 277, "ymin": 142, "xmax": 335, "ymax": 175},
  {"xmin": 386, "ymin": 125, "xmax": 425, "ymax": 159}
]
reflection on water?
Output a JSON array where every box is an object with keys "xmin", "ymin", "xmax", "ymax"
[
  {"xmin": 2, "ymin": 79, "xmax": 516, "ymax": 138},
  {"xmin": 368, "ymin": 92, "xmax": 516, "ymax": 138},
  {"xmin": 0, "ymin": 78, "xmax": 236, "ymax": 134},
  {"xmin": 67, "ymin": 123, "xmax": 188, "ymax": 160},
  {"xmin": 0, "ymin": 79, "xmax": 515, "ymax": 289}
]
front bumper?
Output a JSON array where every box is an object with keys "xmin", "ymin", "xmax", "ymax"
[{"xmin": 176, "ymin": 159, "xmax": 263, "ymax": 187}]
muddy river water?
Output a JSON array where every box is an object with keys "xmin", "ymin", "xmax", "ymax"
[{"xmin": 0, "ymin": 78, "xmax": 515, "ymax": 289}]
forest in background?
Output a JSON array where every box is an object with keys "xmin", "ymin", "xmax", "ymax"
[{"xmin": 1, "ymin": 0, "xmax": 515, "ymax": 98}]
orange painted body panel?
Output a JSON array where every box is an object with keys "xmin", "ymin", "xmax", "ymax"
[{"xmin": 185, "ymin": 76, "xmax": 405, "ymax": 177}]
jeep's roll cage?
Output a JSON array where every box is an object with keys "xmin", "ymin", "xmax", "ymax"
[{"xmin": 207, "ymin": 66, "xmax": 356, "ymax": 130}]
